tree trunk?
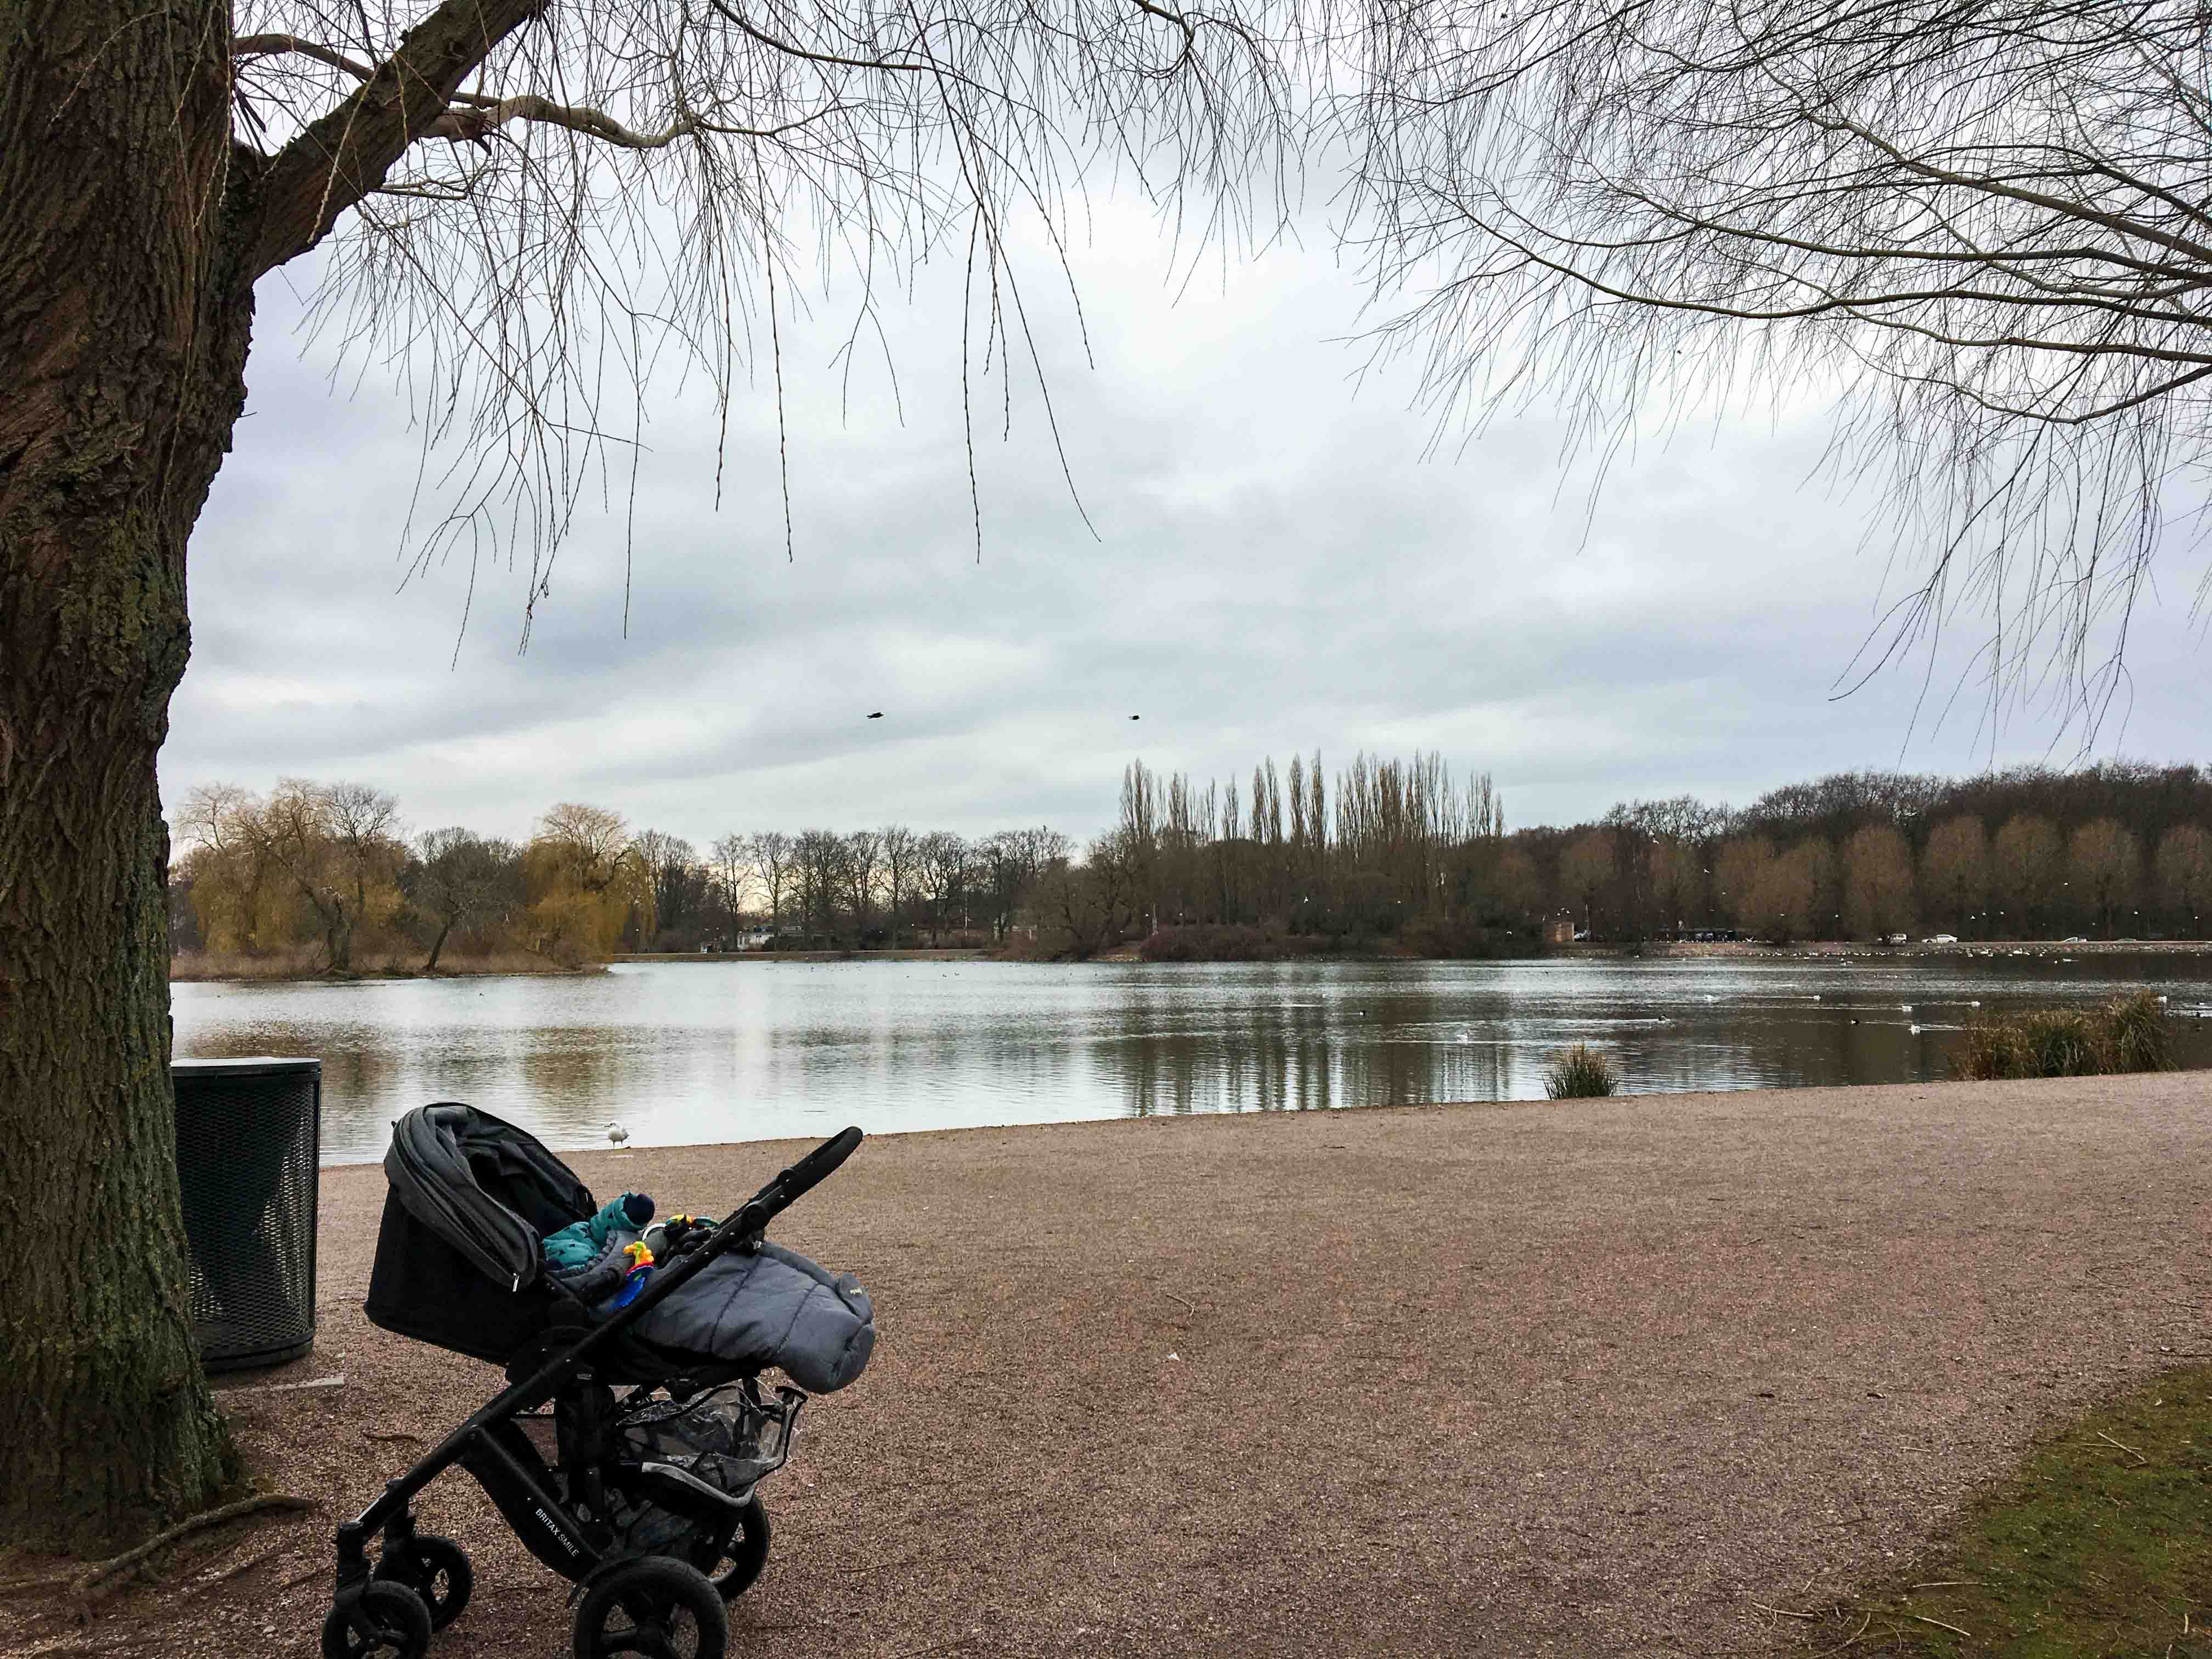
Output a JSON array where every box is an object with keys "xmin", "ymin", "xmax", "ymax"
[
  {"xmin": 1, "ymin": 0, "xmax": 259, "ymax": 1553},
  {"xmin": 424, "ymin": 917, "xmax": 454, "ymax": 973}
]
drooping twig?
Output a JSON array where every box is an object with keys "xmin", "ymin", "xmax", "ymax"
[
  {"xmin": 1908, "ymin": 1613, "xmax": 1974, "ymax": 1639},
  {"xmin": 1750, "ymin": 1599, "xmax": 1820, "ymax": 1619},
  {"xmin": 2097, "ymin": 1429, "xmax": 2150, "ymax": 1465}
]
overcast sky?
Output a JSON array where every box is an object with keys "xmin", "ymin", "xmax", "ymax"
[{"xmin": 165, "ymin": 194, "xmax": 2212, "ymax": 851}]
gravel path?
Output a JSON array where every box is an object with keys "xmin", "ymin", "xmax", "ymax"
[{"xmin": 9, "ymin": 1071, "xmax": 2208, "ymax": 1657}]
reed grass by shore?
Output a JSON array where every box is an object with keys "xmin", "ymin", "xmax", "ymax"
[
  {"xmin": 1950, "ymin": 989, "xmax": 2171, "ymax": 1079},
  {"xmin": 1544, "ymin": 1042, "xmax": 1620, "ymax": 1097}
]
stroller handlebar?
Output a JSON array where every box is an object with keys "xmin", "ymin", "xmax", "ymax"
[{"xmin": 722, "ymin": 1125, "xmax": 864, "ymax": 1240}]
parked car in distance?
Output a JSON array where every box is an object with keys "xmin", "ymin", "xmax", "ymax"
[
  {"xmin": 1881, "ymin": 932, "xmax": 1910, "ymax": 946},
  {"xmin": 1922, "ymin": 934, "xmax": 1958, "ymax": 944},
  {"xmin": 2061, "ymin": 935, "xmax": 2087, "ymax": 943}
]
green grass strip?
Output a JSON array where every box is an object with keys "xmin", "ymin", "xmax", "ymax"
[{"xmin": 1788, "ymin": 1364, "xmax": 2212, "ymax": 1657}]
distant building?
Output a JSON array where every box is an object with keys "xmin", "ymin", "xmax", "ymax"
[{"xmin": 1545, "ymin": 916, "xmax": 1577, "ymax": 946}]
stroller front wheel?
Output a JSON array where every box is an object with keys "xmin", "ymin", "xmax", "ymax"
[
  {"xmin": 321, "ymin": 1579, "xmax": 432, "ymax": 1659},
  {"xmin": 697, "ymin": 1496, "xmax": 771, "ymax": 1601},
  {"xmin": 375, "ymin": 1533, "xmax": 473, "ymax": 1630},
  {"xmin": 573, "ymin": 1555, "xmax": 728, "ymax": 1659}
]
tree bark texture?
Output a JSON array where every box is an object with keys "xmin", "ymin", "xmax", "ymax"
[
  {"xmin": 2, "ymin": 0, "xmax": 548, "ymax": 1545},
  {"xmin": 0, "ymin": 0, "xmax": 259, "ymax": 1552}
]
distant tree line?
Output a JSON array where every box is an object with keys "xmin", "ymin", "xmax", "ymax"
[
  {"xmin": 1016, "ymin": 756, "xmax": 2212, "ymax": 954},
  {"xmin": 1031, "ymin": 754, "xmax": 1519, "ymax": 959},
  {"xmin": 1515, "ymin": 763, "xmax": 2212, "ymax": 945},
  {"xmin": 168, "ymin": 759, "xmax": 2212, "ymax": 970},
  {"xmin": 170, "ymin": 780, "xmax": 1073, "ymax": 968}
]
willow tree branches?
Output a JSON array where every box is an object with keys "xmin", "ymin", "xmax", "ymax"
[
  {"xmin": 218, "ymin": 0, "xmax": 1319, "ymax": 633},
  {"xmin": 1341, "ymin": 0, "xmax": 2212, "ymax": 729}
]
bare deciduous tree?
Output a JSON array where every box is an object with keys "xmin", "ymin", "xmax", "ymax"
[
  {"xmin": 1748, "ymin": 837, "xmax": 1827, "ymax": 943},
  {"xmin": 1993, "ymin": 812, "xmax": 2065, "ymax": 935},
  {"xmin": 252, "ymin": 779, "xmax": 406, "ymax": 970},
  {"xmin": 2155, "ymin": 824, "xmax": 2212, "ymax": 934},
  {"xmin": 408, "ymin": 828, "xmax": 521, "ymax": 969},
  {"xmin": 2068, "ymin": 817, "xmax": 2141, "ymax": 936},
  {"xmin": 535, "ymin": 804, "xmax": 635, "ymax": 894},
  {"xmin": 1919, "ymin": 815, "xmax": 1990, "ymax": 938},
  {"xmin": 1842, "ymin": 823, "xmax": 1916, "ymax": 940},
  {"xmin": 746, "ymin": 831, "xmax": 798, "ymax": 933},
  {"xmin": 915, "ymin": 831, "xmax": 972, "ymax": 944},
  {"xmin": 1556, "ymin": 828, "xmax": 1613, "ymax": 936},
  {"xmin": 1036, "ymin": 830, "xmax": 1139, "ymax": 957},
  {"xmin": 878, "ymin": 825, "xmax": 918, "ymax": 947},
  {"xmin": 1349, "ymin": 0, "xmax": 2212, "ymax": 722},
  {"xmin": 4, "ymin": 0, "xmax": 1318, "ymax": 1543},
  {"xmin": 1714, "ymin": 834, "xmax": 1774, "ymax": 932}
]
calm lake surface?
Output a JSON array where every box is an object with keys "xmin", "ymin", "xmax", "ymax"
[{"xmin": 171, "ymin": 956, "xmax": 2212, "ymax": 1163}]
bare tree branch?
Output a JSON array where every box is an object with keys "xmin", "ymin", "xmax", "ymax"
[
  {"xmin": 1342, "ymin": 0, "xmax": 2212, "ymax": 731},
  {"xmin": 247, "ymin": 0, "xmax": 550, "ymax": 274}
]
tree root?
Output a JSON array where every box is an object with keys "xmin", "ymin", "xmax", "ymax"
[{"xmin": 0, "ymin": 1493, "xmax": 315, "ymax": 1604}]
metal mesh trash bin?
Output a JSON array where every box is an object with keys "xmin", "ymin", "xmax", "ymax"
[{"xmin": 173, "ymin": 1057, "xmax": 320, "ymax": 1372}]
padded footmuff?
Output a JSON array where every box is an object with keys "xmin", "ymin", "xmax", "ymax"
[{"xmin": 552, "ymin": 1235, "xmax": 873, "ymax": 1393}]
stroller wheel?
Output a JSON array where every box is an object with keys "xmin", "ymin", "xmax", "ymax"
[
  {"xmin": 376, "ymin": 1533, "xmax": 473, "ymax": 1630},
  {"xmin": 573, "ymin": 1556, "xmax": 728, "ymax": 1659},
  {"xmin": 695, "ymin": 1496, "xmax": 771, "ymax": 1600},
  {"xmin": 321, "ymin": 1579, "xmax": 432, "ymax": 1659}
]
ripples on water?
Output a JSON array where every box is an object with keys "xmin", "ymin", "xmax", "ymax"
[{"xmin": 170, "ymin": 956, "xmax": 2212, "ymax": 1161}]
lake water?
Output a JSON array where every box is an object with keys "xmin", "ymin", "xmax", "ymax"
[{"xmin": 170, "ymin": 956, "xmax": 2212, "ymax": 1163}]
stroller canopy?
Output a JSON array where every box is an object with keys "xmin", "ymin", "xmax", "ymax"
[{"xmin": 385, "ymin": 1103, "xmax": 595, "ymax": 1291}]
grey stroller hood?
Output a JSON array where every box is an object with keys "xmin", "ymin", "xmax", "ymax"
[
  {"xmin": 384, "ymin": 1102, "xmax": 594, "ymax": 1290},
  {"xmin": 369, "ymin": 1103, "xmax": 875, "ymax": 1392}
]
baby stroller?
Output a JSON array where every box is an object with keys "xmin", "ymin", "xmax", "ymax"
[{"xmin": 324, "ymin": 1103, "xmax": 876, "ymax": 1659}]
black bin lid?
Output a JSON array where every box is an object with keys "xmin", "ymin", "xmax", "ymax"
[{"xmin": 173, "ymin": 1057, "xmax": 321, "ymax": 1077}]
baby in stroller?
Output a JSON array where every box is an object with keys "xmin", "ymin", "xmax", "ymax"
[{"xmin": 326, "ymin": 1104, "xmax": 874, "ymax": 1659}]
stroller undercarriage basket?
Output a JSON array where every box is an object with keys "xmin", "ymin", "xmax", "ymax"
[{"xmin": 613, "ymin": 1381, "xmax": 804, "ymax": 1556}]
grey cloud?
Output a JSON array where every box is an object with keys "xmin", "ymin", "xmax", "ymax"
[{"xmin": 164, "ymin": 213, "xmax": 2212, "ymax": 849}]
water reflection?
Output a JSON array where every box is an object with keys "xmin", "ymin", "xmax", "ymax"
[{"xmin": 170, "ymin": 956, "xmax": 2212, "ymax": 1162}]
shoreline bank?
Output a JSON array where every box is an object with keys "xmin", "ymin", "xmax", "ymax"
[
  {"xmin": 170, "ymin": 937, "xmax": 2212, "ymax": 984},
  {"xmin": 19, "ymin": 1071, "xmax": 2210, "ymax": 1657},
  {"xmin": 169, "ymin": 952, "xmax": 601, "ymax": 983}
]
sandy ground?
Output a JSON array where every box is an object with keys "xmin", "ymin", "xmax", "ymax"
[{"xmin": 7, "ymin": 1071, "xmax": 2210, "ymax": 1658}]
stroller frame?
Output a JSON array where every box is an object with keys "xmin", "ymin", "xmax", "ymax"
[{"xmin": 328, "ymin": 1125, "xmax": 863, "ymax": 1652}]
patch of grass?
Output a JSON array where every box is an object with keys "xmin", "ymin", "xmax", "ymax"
[
  {"xmin": 1544, "ymin": 1043, "xmax": 1618, "ymax": 1098},
  {"xmin": 1951, "ymin": 990, "xmax": 2174, "ymax": 1080},
  {"xmin": 1783, "ymin": 1363, "xmax": 2212, "ymax": 1657}
]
